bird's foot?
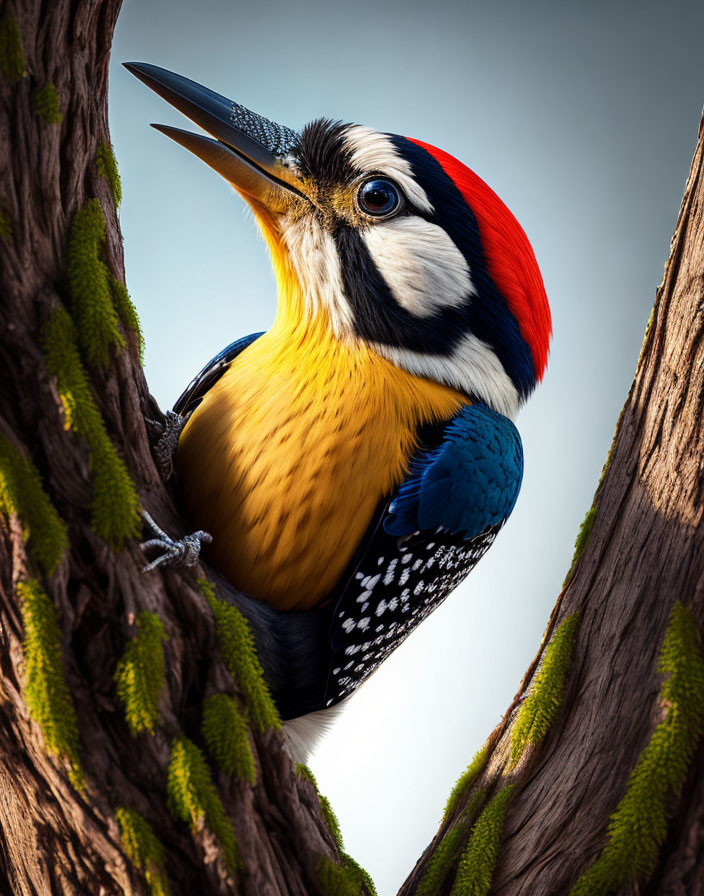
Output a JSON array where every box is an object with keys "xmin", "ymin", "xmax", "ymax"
[
  {"xmin": 145, "ymin": 410, "xmax": 191, "ymax": 478},
  {"xmin": 140, "ymin": 510, "xmax": 212, "ymax": 573}
]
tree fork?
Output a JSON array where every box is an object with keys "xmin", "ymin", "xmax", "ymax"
[{"xmin": 400, "ymin": 111, "xmax": 704, "ymax": 895}]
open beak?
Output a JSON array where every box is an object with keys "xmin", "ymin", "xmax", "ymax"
[{"xmin": 123, "ymin": 62, "xmax": 304, "ymax": 211}]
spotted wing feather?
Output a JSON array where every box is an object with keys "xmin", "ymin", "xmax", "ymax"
[{"xmin": 322, "ymin": 403, "xmax": 523, "ymax": 710}]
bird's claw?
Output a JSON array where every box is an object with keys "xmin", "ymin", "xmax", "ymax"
[
  {"xmin": 145, "ymin": 410, "xmax": 191, "ymax": 478},
  {"xmin": 140, "ymin": 511, "xmax": 212, "ymax": 573}
]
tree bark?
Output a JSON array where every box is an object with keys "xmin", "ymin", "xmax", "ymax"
[
  {"xmin": 2, "ymin": 2, "xmax": 704, "ymax": 896},
  {"xmin": 399, "ymin": 112, "xmax": 704, "ymax": 896}
]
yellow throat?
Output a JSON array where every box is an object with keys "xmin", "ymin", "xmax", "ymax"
[{"xmin": 176, "ymin": 239, "xmax": 467, "ymax": 611}]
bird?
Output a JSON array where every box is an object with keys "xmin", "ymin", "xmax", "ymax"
[{"xmin": 125, "ymin": 62, "xmax": 552, "ymax": 762}]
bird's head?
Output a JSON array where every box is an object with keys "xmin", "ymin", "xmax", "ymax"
[{"xmin": 126, "ymin": 63, "xmax": 551, "ymax": 417}]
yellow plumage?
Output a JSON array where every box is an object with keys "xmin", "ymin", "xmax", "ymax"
[{"xmin": 177, "ymin": 231, "xmax": 467, "ymax": 611}]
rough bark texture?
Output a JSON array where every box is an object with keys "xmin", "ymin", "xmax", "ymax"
[
  {"xmin": 399, "ymin": 112, "xmax": 704, "ymax": 895},
  {"xmin": 0, "ymin": 2, "xmax": 343, "ymax": 894},
  {"xmin": 2, "ymin": 2, "xmax": 704, "ymax": 895}
]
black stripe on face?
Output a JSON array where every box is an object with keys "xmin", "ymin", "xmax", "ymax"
[
  {"xmin": 333, "ymin": 223, "xmax": 473, "ymax": 355},
  {"xmin": 388, "ymin": 136, "xmax": 536, "ymax": 397}
]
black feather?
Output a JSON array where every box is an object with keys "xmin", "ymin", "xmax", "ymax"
[
  {"xmin": 294, "ymin": 118, "xmax": 354, "ymax": 185},
  {"xmin": 173, "ymin": 333, "xmax": 264, "ymax": 416}
]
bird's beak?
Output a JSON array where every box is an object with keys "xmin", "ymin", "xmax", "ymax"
[{"xmin": 123, "ymin": 62, "xmax": 304, "ymax": 213}]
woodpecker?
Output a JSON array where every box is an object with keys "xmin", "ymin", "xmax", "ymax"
[{"xmin": 126, "ymin": 63, "xmax": 551, "ymax": 761}]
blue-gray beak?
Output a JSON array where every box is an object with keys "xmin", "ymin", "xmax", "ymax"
[{"xmin": 124, "ymin": 62, "xmax": 304, "ymax": 208}]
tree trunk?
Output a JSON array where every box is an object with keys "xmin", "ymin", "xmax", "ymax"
[
  {"xmin": 399, "ymin": 113, "xmax": 704, "ymax": 896},
  {"xmin": 1, "ymin": 2, "xmax": 703, "ymax": 896}
]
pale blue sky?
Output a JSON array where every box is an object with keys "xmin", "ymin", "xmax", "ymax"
[{"xmin": 110, "ymin": 2, "xmax": 704, "ymax": 892}]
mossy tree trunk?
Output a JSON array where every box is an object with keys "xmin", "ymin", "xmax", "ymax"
[
  {"xmin": 0, "ymin": 2, "xmax": 350, "ymax": 894},
  {"xmin": 399, "ymin": 112, "xmax": 704, "ymax": 895}
]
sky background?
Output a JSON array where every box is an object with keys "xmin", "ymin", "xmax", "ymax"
[{"xmin": 110, "ymin": 2, "xmax": 704, "ymax": 893}]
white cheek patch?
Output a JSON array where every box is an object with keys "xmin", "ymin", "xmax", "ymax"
[
  {"xmin": 344, "ymin": 126, "xmax": 434, "ymax": 215},
  {"xmin": 282, "ymin": 217, "xmax": 354, "ymax": 336},
  {"xmin": 376, "ymin": 335, "xmax": 520, "ymax": 419},
  {"xmin": 363, "ymin": 217, "xmax": 475, "ymax": 318}
]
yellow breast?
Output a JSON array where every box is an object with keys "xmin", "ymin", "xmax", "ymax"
[
  {"xmin": 176, "ymin": 245, "xmax": 467, "ymax": 611},
  {"xmin": 177, "ymin": 318, "xmax": 465, "ymax": 610}
]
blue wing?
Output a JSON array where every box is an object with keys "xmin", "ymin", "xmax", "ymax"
[
  {"xmin": 385, "ymin": 403, "xmax": 523, "ymax": 539},
  {"xmin": 173, "ymin": 332, "xmax": 264, "ymax": 416},
  {"xmin": 319, "ymin": 402, "xmax": 523, "ymax": 712}
]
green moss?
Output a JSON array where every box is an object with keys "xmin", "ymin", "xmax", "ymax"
[
  {"xmin": 297, "ymin": 765, "xmax": 376, "ymax": 892},
  {"xmin": 115, "ymin": 612, "xmax": 167, "ymax": 736},
  {"xmin": 452, "ymin": 784, "xmax": 516, "ymax": 896},
  {"xmin": 198, "ymin": 578, "xmax": 280, "ymax": 732},
  {"xmin": 296, "ymin": 763, "xmax": 343, "ymax": 850},
  {"xmin": 96, "ymin": 143, "xmax": 122, "ymax": 207},
  {"xmin": 568, "ymin": 504, "xmax": 597, "ymax": 576},
  {"xmin": 341, "ymin": 854, "xmax": 377, "ymax": 896},
  {"xmin": 569, "ymin": 602, "xmax": 704, "ymax": 896},
  {"xmin": 597, "ymin": 400, "xmax": 628, "ymax": 492},
  {"xmin": 34, "ymin": 83, "xmax": 62, "ymax": 123},
  {"xmin": 320, "ymin": 794, "xmax": 344, "ymax": 852},
  {"xmin": 110, "ymin": 276, "xmax": 144, "ymax": 364},
  {"xmin": 0, "ymin": 10, "xmax": 26, "ymax": 80},
  {"xmin": 444, "ymin": 745, "xmax": 488, "ymax": 821},
  {"xmin": 317, "ymin": 856, "xmax": 370, "ymax": 896},
  {"xmin": 43, "ymin": 306, "xmax": 141, "ymax": 549},
  {"xmin": 0, "ymin": 199, "xmax": 11, "ymax": 239},
  {"xmin": 510, "ymin": 612, "xmax": 580, "ymax": 767},
  {"xmin": 598, "ymin": 446, "xmax": 614, "ymax": 489},
  {"xmin": 89, "ymin": 432, "xmax": 142, "ymax": 548},
  {"xmin": 167, "ymin": 736, "xmax": 239, "ymax": 872},
  {"xmin": 67, "ymin": 199, "xmax": 125, "ymax": 368},
  {"xmin": 316, "ymin": 856, "xmax": 357, "ymax": 896},
  {"xmin": 296, "ymin": 762, "xmax": 317, "ymax": 785},
  {"xmin": 0, "ymin": 434, "xmax": 68, "ymax": 575},
  {"xmin": 116, "ymin": 806, "xmax": 171, "ymax": 896},
  {"xmin": 202, "ymin": 693, "xmax": 256, "ymax": 784},
  {"xmin": 418, "ymin": 790, "xmax": 487, "ymax": 896},
  {"xmin": 418, "ymin": 825, "xmax": 467, "ymax": 896},
  {"xmin": 18, "ymin": 579, "xmax": 82, "ymax": 786}
]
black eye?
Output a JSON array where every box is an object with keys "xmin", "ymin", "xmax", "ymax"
[{"xmin": 357, "ymin": 178, "xmax": 401, "ymax": 218}]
